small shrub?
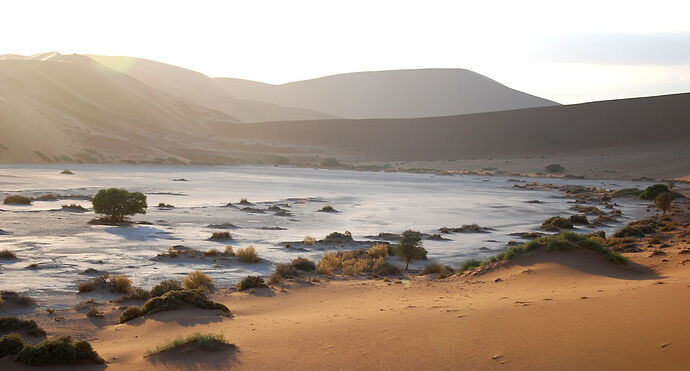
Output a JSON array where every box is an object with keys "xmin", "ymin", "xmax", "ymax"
[
  {"xmin": 224, "ymin": 245, "xmax": 235, "ymax": 256},
  {"xmin": 145, "ymin": 333, "xmax": 234, "ymax": 357},
  {"xmin": 545, "ymin": 164, "xmax": 564, "ymax": 173},
  {"xmin": 291, "ymin": 257, "xmax": 316, "ymax": 271},
  {"xmin": 639, "ymin": 184, "xmax": 670, "ymax": 201},
  {"xmin": 86, "ymin": 308, "xmax": 104, "ymax": 318},
  {"xmin": 317, "ymin": 252, "xmax": 343, "ymax": 275},
  {"xmin": 209, "ymin": 232, "xmax": 232, "ymax": 241},
  {"xmin": 1, "ymin": 291, "xmax": 36, "ymax": 307},
  {"xmin": 236, "ymin": 246, "xmax": 260, "ymax": 263},
  {"xmin": 458, "ymin": 259, "xmax": 482, "ymax": 272},
  {"xmin": 15, "ymin": 336, "xmax": 104, "ymax": 365},
  {"xmin": 368, "ymin": 244, "xmax": 390, "ymax": 258},
  {"xmin": 3, "ymin": 195, "xmax": 32, "ymax": 205},
  {"xmin": 61, "ymin": 204, "xmax": 87, "ymax": 211},
  {"xmin": 0, "ymin": 333, "xmax": 26, "ymax": 357},
  {"xmin": 182, "ymin": 271, "xmax": 214, "ymax": 291},
  {"xmin": 0, "ymin": 317, "xmax": 46, "ymax": 336},
  {"xmin": 569, "ymin": 214, "xmax": 589, "ymax": 225},
  {"xmin": 372, "ymin": 260, "xmax": 402, "ymax": 276},
  {"xmin": 121, "ymin": 286, "xmax": 149, "ymax": 301},
  {"xmin": 342, "ymin": 257, "xmax": 372, "ymax": 275},
  {"xmin": 303, "ymin": 236, "xmax": 316, "ymax": 245},
  {"xmin": 157, "ymin": 202, "xmax": 174, "ymax": 208},
  {"xmin": 269, "ymin": 263, "xmax": 297, "ymax": 284},
  {"xmin": 110, "ymin": 275, "xmax": 132, "ymax": 294},
  {"xmin": 77, "ymin": 274, "xmax": 111, "ymax": 293},
  {"xmin": 150, "ymin": 280, "xmax": 182, "ymax": 298},
  {"xmin": 324, "ymin": 231, "xmax": 353, "ymax": 243},
  {"xmin": 0, "ymin": 249, "xmax": 16, "ymax": 259},
  {"xmin": 239, "ymin": 198, "xmax": 251, "ymax": 205},
  {"xmin": 237, "ymin": 276, "xmax": 268, "ymax": 291},
  {"xmin": 119, "ymin": 306, "xmax": 144, "ymax": 323},
  {"xmin": 204, "ymin": 248, "xmax": 220, "ymax": 257},
  {"xmin": 541, "ymin": 216, "xmax": 574, "ymax": 231},
  {"xmin": 422, "ymin": 262, "xmax": 445, "ymax": 275},
  {"xmin": 318, "ymin": 205, "xmax": 338, "ymax": 212}
]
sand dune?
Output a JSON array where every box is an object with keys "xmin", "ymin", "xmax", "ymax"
[
  {"xmin": 216, "ymin": 69, "xmax": 559, "ymax": 119},
  {"xmin": 89, "ymin": 55, "xmax": 335, "ymax": 122}
]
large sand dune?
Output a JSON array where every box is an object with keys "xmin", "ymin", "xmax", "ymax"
[{"xmin": 216, "ymin": 68, "xmax": 559, "ymax": 119}]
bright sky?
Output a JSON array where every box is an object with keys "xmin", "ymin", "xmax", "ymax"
[{"xmin": 3, "ymin": 0, "xmax": 690, "ymax": 104}]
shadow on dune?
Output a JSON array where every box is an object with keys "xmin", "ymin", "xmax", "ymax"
[
  {"xmin": 124, "ymin": 306, "xmax": 232, "ymax": 328},
  {"xmin": 501, "ymin": 249, "xmax": 663, "ymax": 281},
  {"xmin": 147, "ymin": 346, "xmax": 241, "ymax": 370}
]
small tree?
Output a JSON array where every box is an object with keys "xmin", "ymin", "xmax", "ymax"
[
  {"xmin": 91, "ymin": 188, "xmax": 147, "ymax": 222},
  {"xmin": 395, "ymin": 230, "xmax": 427, "ymax": 271},
  {"xmin": 654, "ymin": 192, "xmax": 673, "ymax": 215}
]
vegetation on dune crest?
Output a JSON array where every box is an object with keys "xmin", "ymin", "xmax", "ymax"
[
  {"xmin": 541, "ymin": 216, "xmax": 574, "ymax": 231},
  {"xmin": 638, "ymin": 184, "xmax": 683, "ymax": 201},
  {"xmin": 182, "ymin": 271, "xmax": 214, "ymax": 291},
  {"xmin": 237, "ymin": 276, "xmax": 268, "ymax": 291},
  {"xmin": 459, "ymin": 232, "xmax": 627, "ymax": 273},
  {"xmin": 91, "ymin": 188, "xmax": 147, "ymax": 223},
  {"xmin": 269, "ymin": 257, "xmax": 317, "ymax": 284},
  {"xmin": 145, "ymin": 333, "xmax": 235, "ymax": 357},
  {"xmin": 3, "ymin": 195, "xmax": 32, "ymax": 205},
  {"xmin": 119, "ymin": 289, "xmax": 229, "ymax": 323},
  {"xmin": 0, "ymin": 333, "xmax": 26, "ymax": 357}
]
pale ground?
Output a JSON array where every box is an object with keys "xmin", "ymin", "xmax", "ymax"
[{"xmin": 2, "ymin": 200, "xmax": 689, "ymax": 370}]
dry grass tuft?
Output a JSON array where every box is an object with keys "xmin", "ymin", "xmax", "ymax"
[
  {"xmin": 236, "ymin": 246, "xmax": 260, "ymax": 263},
  {"xmin": 182, "ymin": 271, "xmax": 214, "ymax": 291},
  {"xmin": 368, "ymin": 244, "xmax": 389, "ymax": 258}
]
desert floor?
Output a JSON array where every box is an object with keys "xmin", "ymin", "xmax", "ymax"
[{"xmin": 1, "ymin": 201, "xmax": 689, "ymax": 370}]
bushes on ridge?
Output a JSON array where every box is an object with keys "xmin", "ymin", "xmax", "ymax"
[
  {"xmin": 14, "ymin": 336, "xmax": 104, "ymax": 365},
  {"xmin": 237, "ymin": 276, "xmax": 268, "ymax": 291},
  {"xmin": 541, "ymin": 216, "xmax": 574, "ymax": 231},
  {"xmin": 119, "ymin": 289, "xmax": 229, "ymax": 323},
  {"xmin": 3, "ymin": 195, "xmax": 32, "ymax": 205},
  {"xmin": 0, "ymin": 317, "xmax": 46, "ymax": 337}
]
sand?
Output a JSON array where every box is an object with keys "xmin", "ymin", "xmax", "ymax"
[{"xmin": 2, "ymin": 197, "xmax": 688, "ymax": 370}]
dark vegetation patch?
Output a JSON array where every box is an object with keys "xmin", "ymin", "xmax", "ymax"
[
  {"xmin": 61, "ymin": 204, "xmax": 87, "ymax": 211},
  {"xmin": 612, "ymin": 217, "xmax": 661, "ymax": 238},
  {"xmin": 237, "ymin": 276, "xmax": 268, "ymax": 291},
  {"xmin": 15, "ymin": 336, "xmax": 104, "ymax": 365},
  {"xmin": 209, "ymin": 232, "xmax": 232, "ymax": 241},
  {"xmin": 569, "ymin": 214, "xmax": 589, "ymax": 225},
  {"xmin": 611, "ymin": 188, "xmax": 641, "ymax": 198},
  {"xmin": 157, "ymin": 203, "xmax": 174, "ymax": 208},
  {"xmin": 60, "ymin": 169, "xmax": 74, "ymax": 175},
  {"xmin": 0, "ymin": 291, "xmax": 37, "ymax": 307},
  {"xmin": 317, "ymin": 205, "xmax": 338, "ymax": 213},
  {"xmin": 3, "ymin": 195, "xmax": 31, "ymax": 205},
  {"xmin": 268, "ymin": 257, "xmax": 317, "ymax": 284},
  {"xmin": 0, "ymin": 249, "xmax": 17, "ymax": 259},
  {"xmin": 0, "ymin": 317, "xmax": 46, "ymax": 337},
  {"xmin": 0, "ymin": 333, "xmax": 25, "ymax": 357},
  {"xmin": 439, "ymin": 224, "xmax": 491, "ymax": 233},
  {"xmin": 77, "ymin": 274, "xmax": 132, "ymax": 294},
  {"xmin": 322, "ymin": 231, "xmax": 354, "ymax": 243},
  {"xmin": 638, "ymin": 184, "xmax": 684, "ymax": 201},
  {"xmin": 541, "ymin": 216, "xmax": 574, "ymax": 231}
]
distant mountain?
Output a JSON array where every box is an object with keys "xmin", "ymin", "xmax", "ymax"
[
  {"xmin": 215, "ymin": 69, "xmax": 559, "ymax": 119},
  {"xmin": 88, "ymin": 55, "xmax": 336, "ymax": 122},
  {"xmin": 210, "ymin": 92, "xmax": 690, "ymax": 160}
]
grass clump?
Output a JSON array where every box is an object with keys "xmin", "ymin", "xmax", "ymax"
[
  {"xmin": 0, "ymin": 317, "xmax": 46, "ymax": 337},
  {"xmin": 318, "ymin": 205, "xmax": 338, "ymax": 212},
  {"xmin": 61, "ymin": 204, "xmax": 87, "ymax": 211},
  {"xmin": 541, "ymin": 216, "xmax": 574, "ymax": 231},
  {"xmin": 290, "ymin": 257, "xmax": 316, "ymax": 271},
  {"xmin": 86, "ymin": 308, "xmax": 104, "ymax": 318},
  {"xmin": 237, "ymin": 276, "xmax": 268, "ymax": 291},
  {"xmin": 236, "ymin": 246, "xmax": 260, "ymax": 263},
  {"xmin": 15, "ymin": 336, "xmax": 104, "ymax": 365},
  {"xmin": 182, "ymin": 271, "xmax": 214, "ymax": 291},
  {"xmin": 422, "ymin": 262, "xmax": 445, "ymax": 275},
  {"xmin": 303, "ymin": 236, "xmax": 316, "ymax": 245},
  {"xmin": 569, "ymin": 214, "xmax": 589, "ymax": 225},
  {"xmin": 458, "ymin": 259, "xmax": 482, "ymax": 272},
  {"xmin": 144, "ymin": 333, "xmax": 234, "ymax": 357},
  {"xmin": 368, "ymin": 244, "xmax": 390, "ymax": 258},
  {"xmin": 209, "ymin": 231, "xmax": 232, "ymax": 241},
  {"xmin": 612, "ymin": 188, "xmax": 641, "ymax": 198},
  {"xmin": 224, "ymin": 245, "xmax": 235, "ymax": 256},
  {"xmin": 110, "ymin": 274, "xmax": 132, "ymax": 294},
  {"xmin": 613, "ymin": 217, "xmax": 661, "ymax": 238},
  {"xmin": 0, "ymin": 249, "xmax": 17, "ymax": 259},
  {"xmin": 372, "ymin": 260, "xmax": 402, "ymax": 276},
  {"xmin": 323, "ymin": 231, "xmax": 354, "ymax": 243},
  {"xmin": 498, "ymin": 232, "xmax": 627, "ymax": 264},
  {"xmin": 0, "ymin": 333, "xmax": 26, "ymax": 357},
  {"xmin": 150, "ymin": 280, "xmax": 182, "ymax": 298},
  {"xmin": 119, "ymin": 289, "xmax": 229, "ymax": 323},
  {"xmin": 3, "ymin": 195, "xmax": 32, "ymax": 205},
  {"xmin": 1, "ymin": 291, "xmax": 37, "ymax": 307}
]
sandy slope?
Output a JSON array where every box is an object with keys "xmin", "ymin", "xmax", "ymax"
[{"xmin": 3, "ymin": 200, "xmax": 688, "ymax": 370}]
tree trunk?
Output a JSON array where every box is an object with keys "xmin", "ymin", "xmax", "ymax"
[{"xmin": 405, "ymin": 259, "xmax": 410, "ymax": 271}]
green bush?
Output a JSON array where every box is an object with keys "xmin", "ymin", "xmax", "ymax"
[
  {"xmin": 150, "ymin": 280, "xmax": 182, "ymax": 298},
  {"xmin": 91, "ymin": 188, "xmax": 147, "ymax": 222},
  {"xmin": 145, "ymin": 333, "xmax": 234, "ymax": 357},
  {"xmin": 0, "ymin": 317, "xmax": 46, "ymax": 336},
  {"xmin": 119, "ymin": 289, "xmax": 229, "ymax": 323},
  {"xmin": 639, "ymin": 184, "xmax": 683, "ymax": 201},
  {"xmin": 0, "ymin": 333, "xmax": 26, "ymax": 357},
  {"xmin": 237, "ymin": 276, "xmax": 268, "ymax": 292},
  {"xmin": 3, "ymin": 195, "xmax": 32, "ymax": 205},
  {"xmin": 15, "ymin": 336, "xmax": 104, "ymax": 365},
  {"xmin": 491, "ymin": 232, "xmax": 627, "ymax": 264}
]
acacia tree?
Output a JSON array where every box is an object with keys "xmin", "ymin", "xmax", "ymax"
[
  {"xmin": 654, "ymin": 192, "xmax": 673, "ymax": 215},
  {"xmin": 395, "ymin": 230, "xmax": 427, "ymax": 271},
  {"xmin": 92, "ymin": 188, "xmax": 147, "ymax": 222}
]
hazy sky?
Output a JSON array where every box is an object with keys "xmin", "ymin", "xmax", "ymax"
[{"xmin": 3, "ymin": 0, "xmax": 690, "ymax": 104}]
